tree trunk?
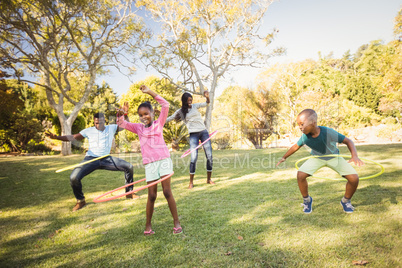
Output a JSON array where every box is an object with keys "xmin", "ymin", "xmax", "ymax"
[
  {"xmin": 205, "ymin": 91, "xmax": 214, "ymax": 131},
  {"xmin": 60, "ymin": 116, "xmax": 74, "ymax": 155},
  {"xmin": 45, "ymin": 71, "xmax": 94, "ymax": 156}
]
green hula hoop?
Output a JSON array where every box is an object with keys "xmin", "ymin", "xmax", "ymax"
[
  {"xmin": 294, "ymin": 154, "xmax": 384, "ymax": 181},
  {"xmin": 55, "ymin": 154, "xmax": 110, "ymax": 173}
]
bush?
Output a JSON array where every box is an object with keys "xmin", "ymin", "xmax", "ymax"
[
  {"xmin": 52, "ymin": 114, "xmax": 86, "ymax": 135},
  {"xmin": 382, "ymin": 116, "xmax": 397, "ymax": 125},
  {"xmin": 376, "ymin": 124, "xmax": 402, "ymax": 142},
  {"xmin": 26, "ymin": 140, "xmax": 52, "ymax": 153},
  {"xmin": 213, "ymin": 134, "xmax": 232, "ymax": 150}
]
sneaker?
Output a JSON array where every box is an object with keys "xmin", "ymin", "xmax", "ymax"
[
  {"xmin": 72, "ymin": 200, "xmax": 86, "ymax": 212},
  {"xmin": 340, "ymin": 200, "xmax": 354, "ymax": 213},
  {"xmin": 126, "ymin": 193, "xmax": 140, "ymax": 199},
  {"xmin": 301, "ymin": 197, "xmax": 313, "ymax": 214}
]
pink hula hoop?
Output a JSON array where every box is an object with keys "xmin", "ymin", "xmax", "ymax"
[
  {"xmin": 93, "ymin": 172, "xmax": 174, "ymax": 203},
  {"xmin": 181, "ymin": 131, "xmax": 218, "ymax": 158}
]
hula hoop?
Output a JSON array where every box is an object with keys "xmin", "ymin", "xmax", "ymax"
[
  {"xmin": 181, "ymin": 131, "xmax": 218, "ymax": 158},
  {"xmin": 93, "ymin": 172, "xmax": 174, "ymax": 203},
  {"xmin": 55, "ymin": 154, "xmax": 110, "ymax": 173},
  {"xmin": 295, "ymin": 154, "xmax": 384, "ymax": 180}
]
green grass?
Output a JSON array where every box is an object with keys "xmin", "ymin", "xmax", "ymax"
[{"xmin": 0, "ymin": 144, "xmax": 401, "ymax": 267}]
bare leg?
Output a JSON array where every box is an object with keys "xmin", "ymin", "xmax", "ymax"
[
  {"xmin": 188, "ymin": 174, "xmax": 194, "ymax": 189},
  {"xmin": 145, "ymin": 183, "xmax": 157, "ymax": 233},
  {"xmin": 207, "ymin": 171, "xmax": 215, "ymax": 185},
  {"xmin": 343, "ymin": 174, "xmax": 359, "ymax": 199},
  {"xmin": 297, "ymin": 171, "xmax": 311, "ymax": 198},
  {"xmin": 161, "ymin": 175, "xmax": 181, "ymax": 229}
]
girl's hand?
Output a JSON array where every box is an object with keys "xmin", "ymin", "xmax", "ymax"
[
  {"xmin": 204, "ymin": 91, "xmax": 209, "ymax": 98},
  {"xmin": 348, "ymin": 156, "xmax": 364, "ymax": 167},
  {"xmin": 116, "ymin": 102, "xmax": 129, "ymax": 117},
  {"xmin": 140, "ymin": 85, "xmax": 151, "ymax": 94}
]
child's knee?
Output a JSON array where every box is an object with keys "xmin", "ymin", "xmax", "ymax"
[
  {"xmin": 148, "ymin": 192, "xmax": 157, "ymax": 202},
  {"xmin": 163, "ymin": 188, "xmax": 172, "ymax": 199},
  {"xmin": 345, "ymin": 174, "xmax": 359, "ymax": 184},
  {"xmin": 297, "ymin": 171, "xmax": 309, "ymax": 181}
]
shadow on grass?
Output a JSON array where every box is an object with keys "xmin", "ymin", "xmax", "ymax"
[{"xmin": 0, "ymin": 144, "xmax": 401, "ymax": 267}]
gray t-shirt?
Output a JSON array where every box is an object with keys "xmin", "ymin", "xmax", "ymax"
[{"xmin": 166, "ymin": 102, "xmax": 208, "ymax": 133}]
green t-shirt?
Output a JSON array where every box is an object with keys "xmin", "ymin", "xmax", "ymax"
[{"xmin": 297, "ymin": 126, "xmax": 345, "ymax": 156}]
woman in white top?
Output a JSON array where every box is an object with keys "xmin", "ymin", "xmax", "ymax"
[{"xmin": 166, "ymin": 91, "xmax": 215, "ymax": 189}]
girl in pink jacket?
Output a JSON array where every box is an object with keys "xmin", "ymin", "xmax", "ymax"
[{"xmin": 117, "ymin": 85, "xmax": 182, "ymax": 235}]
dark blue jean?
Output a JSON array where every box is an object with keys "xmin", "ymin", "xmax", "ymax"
[
  {"xmin": 70, "ymin": 155, "xmax": 133, "ymax": 200},
  {"xmin": 189, "ymin": 130, "xmax": 213, "ymax": 174}
]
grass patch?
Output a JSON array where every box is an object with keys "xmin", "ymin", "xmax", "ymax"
[{"xmin": 0, "ymin": 144, "xmax": 401, "ymax": 267}]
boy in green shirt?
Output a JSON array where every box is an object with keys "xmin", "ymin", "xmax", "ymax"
[{"xmin": 277, "ymin": 109, "xmax": 364, "ymax": 213}]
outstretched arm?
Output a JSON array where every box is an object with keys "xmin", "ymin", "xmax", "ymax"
[
  {"xmin": 45, "ymin": 131, "xmax": 84, "ymax": 141},
  {"xmin": 116, "ymin": 101, "xmax": 130, "ymax": 132},
  {"xmin": 166, "ymin": 108, "xmax": 182, "ymax": 123},
  {"xmin": 342, "ymin": 137, "xmax": 364, "ymax": 166},
  {"xmin": 276, "ymin": 143, "xmax": 301, "ymax": 167}
]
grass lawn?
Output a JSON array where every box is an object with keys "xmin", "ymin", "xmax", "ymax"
[{"xmin": 0, "ymin": 144, "xmax": 401, "ymax": 267}]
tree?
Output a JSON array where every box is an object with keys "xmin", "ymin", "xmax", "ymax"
[
  {"xmin": 218, "ymin": 85, "xmax": 279, "ymax": 149},
  {"xmin": 242, "ymin": 85, "xmax": 279, "ymax": 149},
  {"xmin": 0, "ymin": 79, "xmax": 45, "ymax": 152},
  {"xmin": 80, "ymin": 82, "xmax": 120, "ymax": 127},
  {"xmin": 119, "ymin": 76, "xmax": 184, "ymax": 150},
  {"xmin": 257, "ymin": 60, "xmax": 317, "ymax": 138},
  {"xmin": 0, "ymin": 0, "xmax": 145, "ymax": 155},
  {"xmin": 378, "ymin": 9, "xmax": 402, "ymax": 119},
  {"xmin": 394, "ymin": 8, "xmax": 402, "ymax": 41},
  {"xmin": 136, "ymin": 0, "xmax": 282, "ymax": 130}
]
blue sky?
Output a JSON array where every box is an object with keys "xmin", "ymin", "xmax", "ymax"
[{"xmin": 99, "ymin": 0, "xmax": 402, "ymax": 98}]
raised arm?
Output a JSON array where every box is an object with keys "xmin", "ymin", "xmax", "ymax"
[
  {"xmin": 139, "ymin": 85, "xmax": 169, "ymax": 125},
  {"xmin": 116, "ymin": 101, "xmax": 130, "ymax": 132},
  {"xmin": 166, "ymin": 109, "xmax": 180, "ymax": 123},
  {"xmin": 276, "ymin": 143, "xmax": 301, "ymax": 167}
]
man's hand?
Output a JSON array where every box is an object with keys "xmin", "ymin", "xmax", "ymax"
[
  {"xmin": 45, "ymin": 131, "xmax": 57, "ymax": 140},
  {"xmin": 204, "ymin": 91, "xmax": 209, "ymax": 98}
]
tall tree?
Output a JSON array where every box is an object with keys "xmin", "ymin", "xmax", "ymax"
[
  {"xmin": 136, "ymin": 0, "xmax": 282, "ymax": 130},
  {"xmin": 0, "ymin": 0, "xmax": 145, "ymax": 155},
  {"xmin": 258, "ymin": 60, "xmax": 317, "ymax": 137}
]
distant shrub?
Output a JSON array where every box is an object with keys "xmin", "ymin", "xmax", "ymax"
[
  {"xmin": 213, "ymin": 134, "xmax": 232, "ymax": 150},
  {"xmin": 26, "ymin": 140, "xmax": 52, "ymax": 153}
]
